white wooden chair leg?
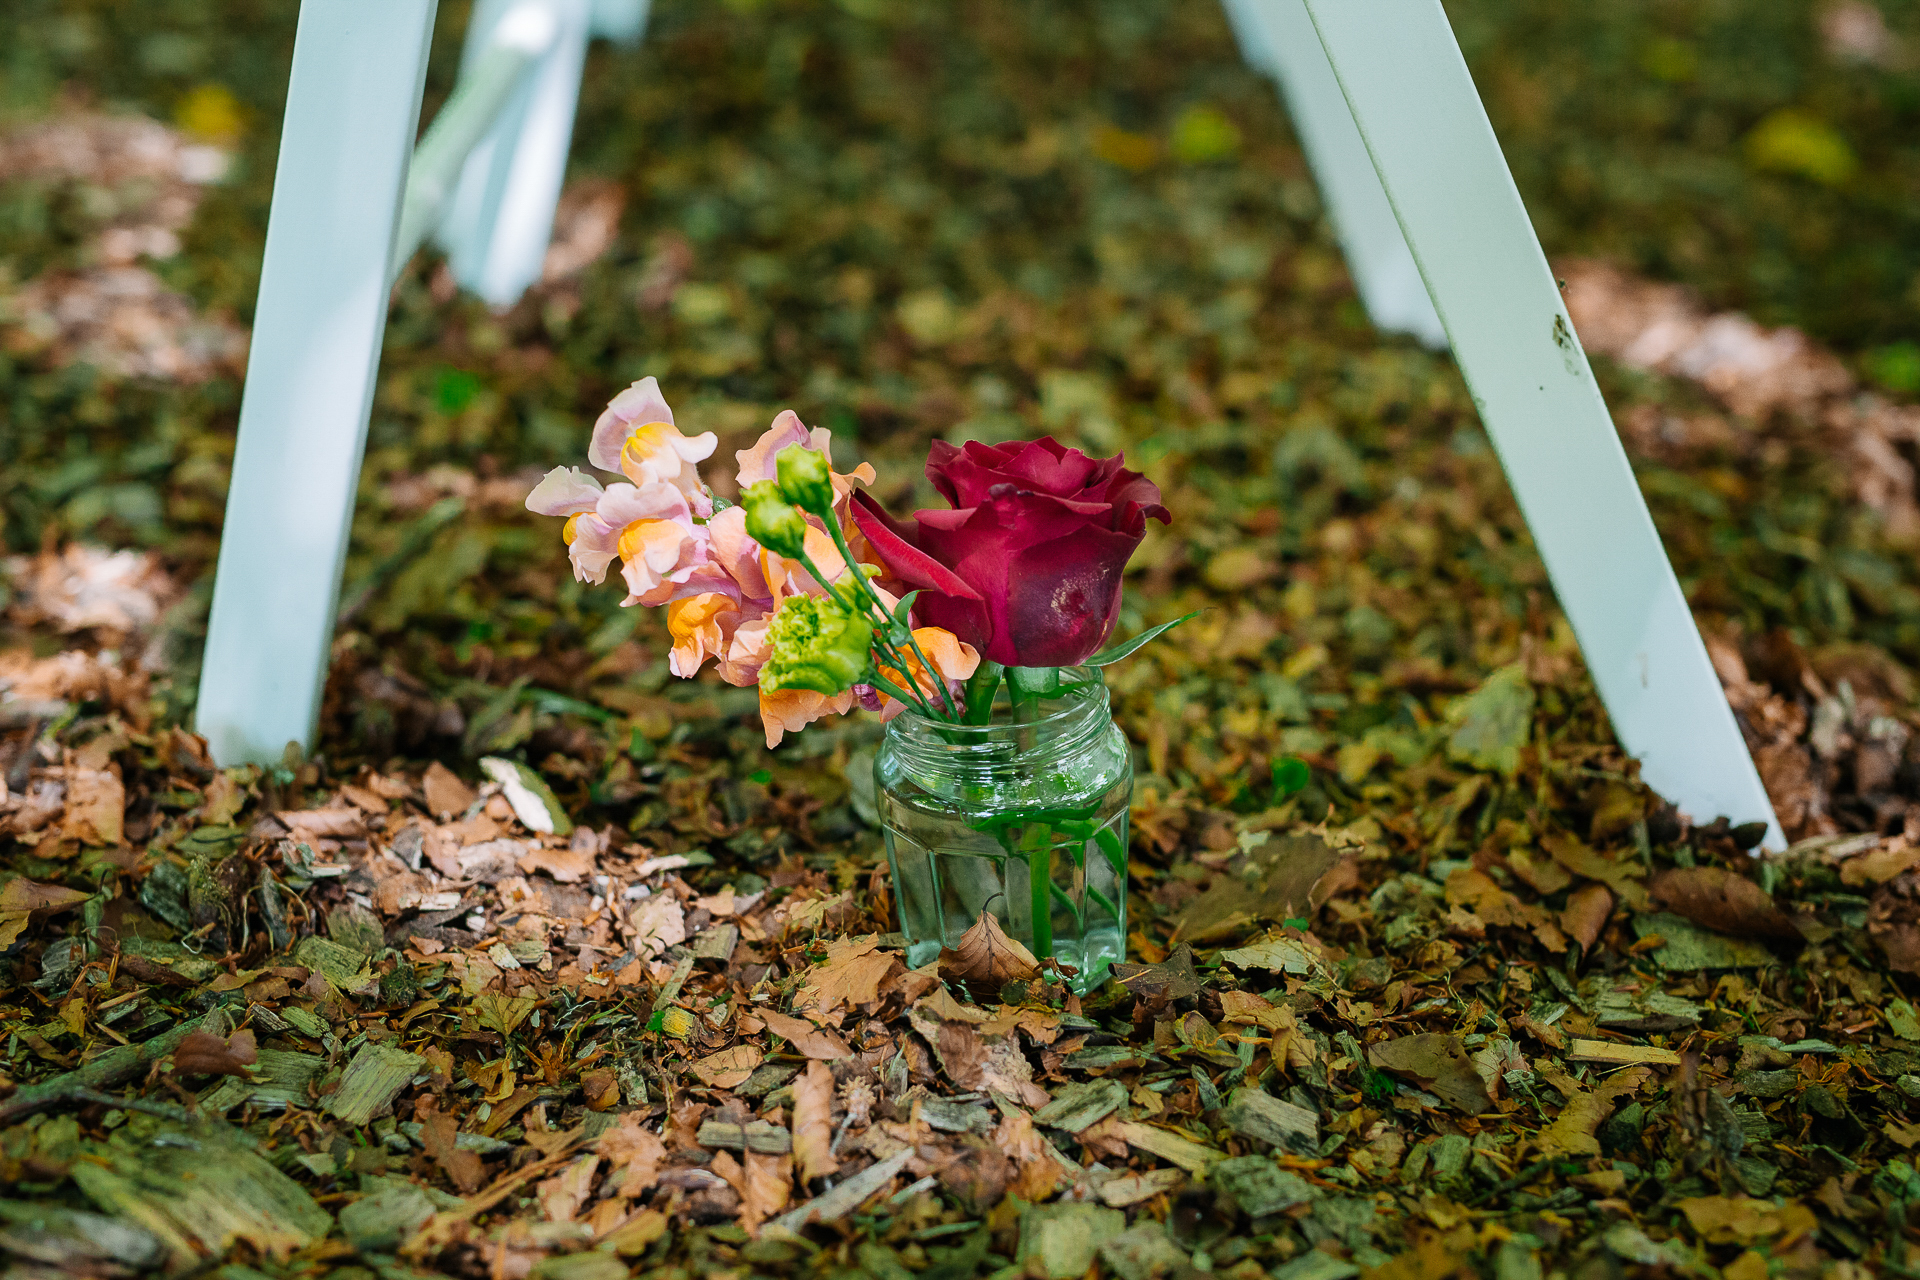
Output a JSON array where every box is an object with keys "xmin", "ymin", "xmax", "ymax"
[
  {"xmin": 1303, "ymin": 0, "xmax": 1785, "ymax": 848},
  {"xmin": 1220, "ymin": 0, "xmax": 1446, "ymax": 349},
  {"xmin": 437, "ymin": 0, "xmax": 596, "ymax": 307},
  {"xmin": 588, "ymin": 0, "xmax": 649, "ymax": 44},
  {"xmin": 195, "ymin": 0, "xmax": 439, "ymax": 767}
]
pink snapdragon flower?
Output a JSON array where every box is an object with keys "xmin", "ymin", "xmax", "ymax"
[{"xmin": 588, "ymin": 376, "xmax": 719, "ymax": 516}]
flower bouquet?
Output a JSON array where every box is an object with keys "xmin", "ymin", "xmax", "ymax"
[{"xmin": 528, "ymin": 378, "xmax": 1182, "ymax": 988}]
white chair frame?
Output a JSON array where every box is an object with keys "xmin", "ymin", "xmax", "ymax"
[{"xmin": 193, "ymin": 0, "xmax": 1784, "ymax": 848}]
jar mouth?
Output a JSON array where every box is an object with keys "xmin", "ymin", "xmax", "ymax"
[
  {"xmin": 887, "ymin": 666, "xmax": 1106, "ymax": 738},
  {"xmin": 883, "ymin": 666, "xmax": 1112, "ymax": 773}
]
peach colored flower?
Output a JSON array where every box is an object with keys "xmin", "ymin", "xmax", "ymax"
[
  {"xmin": 667, "ymin": 593, "xmax": 745, "ymax": 678},
  {"xmin": 527, "ymin": 467, "xmax": 621, "ymax": 583},
  {"xmin": 759, "ymin": 687, "xmax": 858, "ymax": 749},
  {"xmin": 734, "ymin": 411, "xmax": 876, "ymax": 511},
  {"xmin": 588, "ymin": 377, "xmax": 718, "ymax": 514},
  {"xmin": 877, "ymin": 627, "xmax": 981, "ymax": 720},
  {"xmin": 703, "ymin": 504, "xmax": 772, "ymax": 604},
  {"xmin": 720, "ymin": 615, "xmax": 773, "ymax": 687},
  {"xmin": 592, "ymin": 481, "xmax": 704, "ymax": 605}
]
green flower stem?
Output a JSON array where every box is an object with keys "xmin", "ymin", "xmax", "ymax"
[
  {"xmin": 962, "ymin": 661, "xmax": 1002, "ymax": 724},
  {"xmin": 819, "ymin": 515, "xmax": 959, "ymax": 720},
  {"xmin": 863, "ymin": 669, "xmax": 925, "ymax": 711},
  {"xmin": 1020, "ymin": 824, "xmax": 1053, "ymax": 961},
  {"xmin": 796, "ymin": 547, "xmax": 939, "ymax": 720}
]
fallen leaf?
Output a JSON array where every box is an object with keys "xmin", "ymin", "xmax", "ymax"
[
  {"xmin": 939, "ymin": 910, "xmax": 1040, "ymax": 992},
  {"xmin": 1541, "ymin": 832, "xmax": 1648, "ymax": 908},
  {"xmin": 276, "ymin": 807, "xmax": 366, "ymax": 839},
  {"xmin": 1446, "ymin": 664, "xmax": 1534, "ymax": 775},
  {"xmin": 1172, "ymin": 835, "xmax": 1345, "ymax": 943},
  {"xmin": 61, "ymin": 768, "xmax": 124, "ymax": 845},
  {"xmin": 691, "ymin": 1044, "xmax": 764, "ymax": 1089},
  {"xmin": 173, "ymin": 1028, "xmax": 257, "ymax": 1078},
  {"xmin": 582, "ymin": 1069, "xmax": 620, "ymax": 1110},
  {"xmin": 1649, "ymin": 866, "xmax": 1801, "ymax": 943},
  {"xmin": 419, "ymin": 1108, "xmax": 484, "ymax": 1193},
  {"xmin": 993, "ymin": 1110, "xmax": 1064, "ymax": 1201},
  {"xmin": 1218, "ymin": 938, "xmax": 1319, "ymax": 975},
  {"xmin": 909, "ymin": 1008, "xmax": 1051, "ymax": 1108},
  {"xmin": 915, "ymin": 985, "xmax": 989, "ymax": 1023},
  {"xmin": 1110, "ymin": 942, "xmax": 1206, "ymax": 1002},
  {"xmin": 0, "ymin": 878, "xmax": 91, "ymax": 914},
  {"xmin": 794, "ymin": 936, "xmax": 903, "ymax": 1019},
  {"xmin": 791, "ymin": 1059, "xmax": 840, "ymax": 1183},
  {"xmin": 1533, "ymin": 1065, "xmax": 1650, "ymax": 1156},
  {"xmin": 759, "ymin": 1008, "xmax": 853, "ymax": 1059},
  {"xmin": 423, "ymin": 762, "xmax": 477, "ymax": 819},
  {"xmin": 480, "ymin": 756, "xmax": 572, "ymax": 836},
  {"xmin": 1566, "ymin": 1039, "xmax": 1680, "ymax": 1067},
  {"xmin": 1676, "ymin": 1196, "xmax": 1819, "ymax": 1247},
  {"xmin": 1840, "ymin": 840, "xmax": 1920, "ymax": 886},
  {"xmin": 598, "ymin": 1111, "xmax": 668, "ymax": 1198},
  {"xmin": 519, "ymin": 846, "xmax": 595, "ymax": 883},
  {"xmin": 1561, "ymin": 883, "xmax": 1614, "ymax": 951},
  {"xmin": 536, "ymin": 1154, "xmax": 600, "ymax": 1222},
  {"xmin": 1368, "ymin": 1033, "xmax": 1492, "ymax": 1114}
]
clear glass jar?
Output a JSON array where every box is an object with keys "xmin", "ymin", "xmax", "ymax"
[{"xmin": 875, "ymin": 666, "xmax": 1131, "ymax": 992}]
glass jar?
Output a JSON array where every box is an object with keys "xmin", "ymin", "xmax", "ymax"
[{"xmin": 875, "ymin": 666, "xmax": 1131, "ymax": 991}]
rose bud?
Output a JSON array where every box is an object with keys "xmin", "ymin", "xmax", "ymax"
[{"xmin": 852, "ymin": 438, "xmax": 1168, "ymax": 668}]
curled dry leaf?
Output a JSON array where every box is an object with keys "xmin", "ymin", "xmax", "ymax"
[
  {"xmin": 419, "ymin": 1107, "xmax": 484, "ymax": 1194},
  {"xmin": 691, "ymin": 1043, "xmax": 764, "ymax": 1089},
  {"xmin": 759, "ymin": 1008, "xmax": 853, "ymax": 1059},
  {"xmin": 1560, "ymin": 883, "xmax": 1614, "ymax": 952},
  {"xmin": 422, "ymin": 761, "xmax": 477, "ymax": 819},
  {"xmin": 172, "ymin": 1028, "xmax": 257, "ymax": 1078},
  {"xmin": 1648, "ymin": 866, "xmax": 1801, "ymax": 943},
  {"xmin": 791, "ymin": 1059, "xmax": 840, "ymax": 1184},
  {"xmin": 938, "ymin": 910, "xmax": 1039, "ymax": 991},
  {"xmin": 1367, "ymin": 1033, "xmax": 1492, "ymax": 1115},
  {"xmin": 597, "ymin": 1111, "xmax": 668, "ymax": 1199}
]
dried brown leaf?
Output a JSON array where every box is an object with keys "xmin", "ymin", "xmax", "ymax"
[
  {"xmin": 691, "ymin": 1044, "xmax": 763, "ymax": 1089},
  {"xmin": 1648, "ymin": 866, "xmax": 1801, "ymax": 942},
  {"xmin": 173, "ymin": 1028, "xmax": 257, "ymax": 1078},
  {"xmin": 1111, "ymin": 942, "xmax": 1206, "ymax": 1003},
  {"xmin": 597, "ymin": 1110, "xmax": 668, "ymax": 1198},
  {"xmin": 938, "ymin": 911, "xmax": 1039, "ymax": 990},
  {"xmin": 423, "ymin": 762, "xmax": 477, "ymax": 819},
  {"xmin": 759, "ymin": 1009, "xmax": 853, "ymax": 1059},
  {"xmin": 420, "ymin": 1107, "xmax": 485, "ymax": 1193},
  {"xmin": 1367, "ymin": 1033, "xmax": 1492, "ymax": 1114},
  {"xmin": 1561, "ymin": 883, "xmax": 1614, "ymax": 951},
  {"xmin": 791, "ymin": 1060, "xmax": 840, "ymax": 1183}
]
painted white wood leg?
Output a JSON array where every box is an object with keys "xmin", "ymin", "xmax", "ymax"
[
  {"xmin": 195, "ymin": 0, "xmax": 439, "ymax": 767},
  {"xmin": 437, "ymin": 0, "xmax": 595, "ymax": 307},
  {"xmin": 589, "ymin": 0, "xmax": 649, "ymax": 43},
  {"xmin": 1303, "ymin": 0, "xmax": 1784, "ymax": 848},
  {"xmin": 1219, "ymin": 0, "xmax": 1446, "ymax": 348}
]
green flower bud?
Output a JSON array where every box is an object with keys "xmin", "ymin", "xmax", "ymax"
[
  {"xmin": 775, "ymin": 444, "xmax": 836, "ymax": 517},
  {"xmin": 760, "ymin": 593, "xmax": 874, "ymax": 696},
  {"xmin": 741, "ymin": 481, "xmax": 808, "ymax": 559}
]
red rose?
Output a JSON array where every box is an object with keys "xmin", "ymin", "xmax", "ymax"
[{"xmin": 852, "ymin": 438, "xmax": 1168, "ymax": 667}]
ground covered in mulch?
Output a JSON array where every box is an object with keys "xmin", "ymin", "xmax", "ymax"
[{"xmin": 4, "ymin": 2, "xmax": 1920, "ymax": 1278}]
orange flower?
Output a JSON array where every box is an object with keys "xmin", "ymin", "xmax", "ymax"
[
  {"xmin": 759, "ymin": 687, "xmax": 858, "ymax": 749},
  {"xmin": 667, "ymin": 593, "xmax": 744, "ymax": 678},
  {"xmin": 876, "ymin": 627, "xmax": 980, "ymax": 719}
]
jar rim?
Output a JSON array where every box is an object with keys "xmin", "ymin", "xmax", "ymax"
[{"xmin": 885, "ymin": 665, "xmax": 1106, "ymax": 743}]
